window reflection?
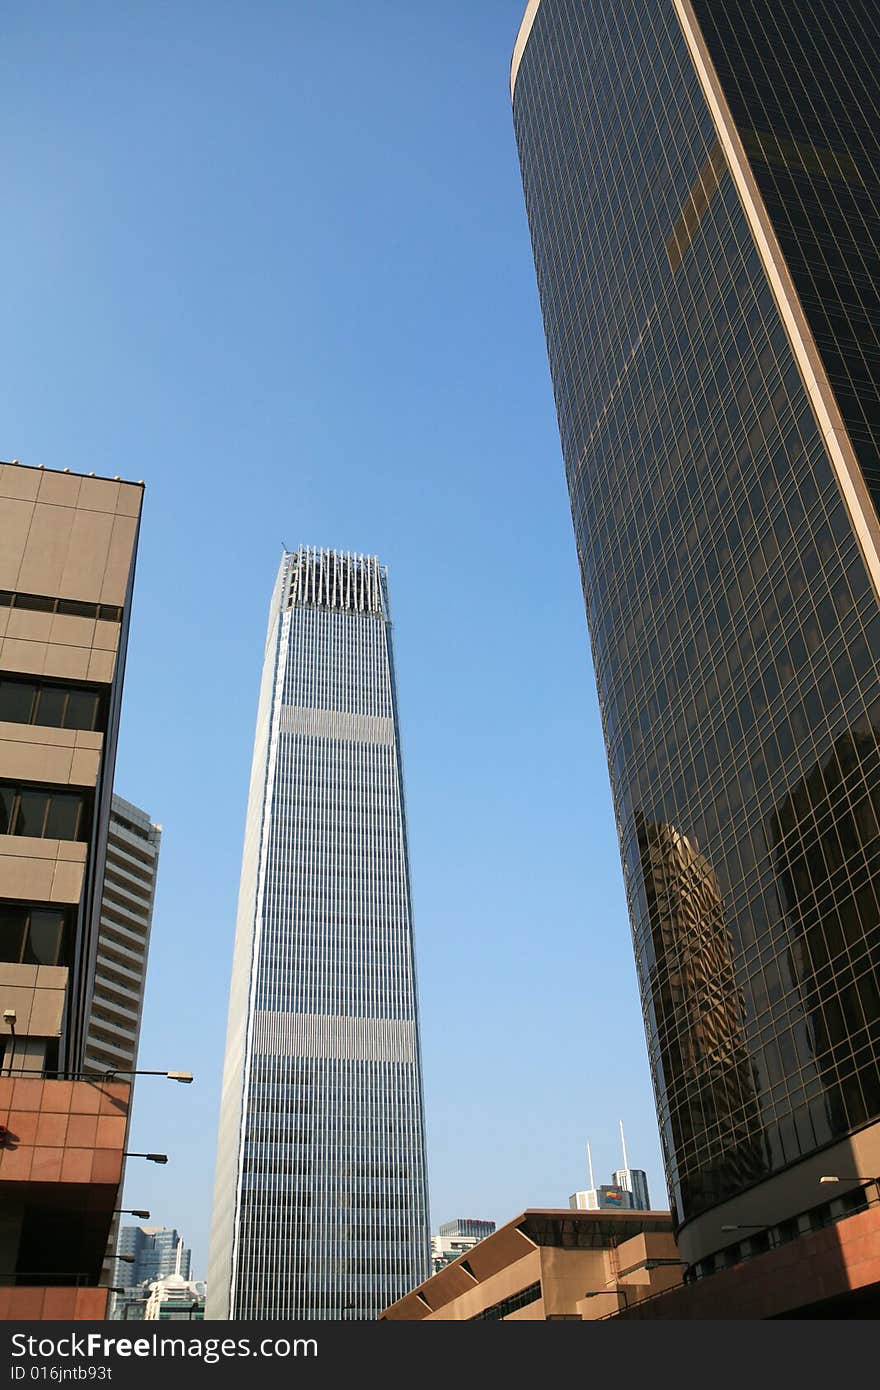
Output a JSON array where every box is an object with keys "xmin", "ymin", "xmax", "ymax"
[
  {"xmin": 772, "ymin": 725, "xmax": 880, "ymax": 1137},
  {"xmin": 638, "ymin": 817, "xmax": 767, "ymax": 1220}
]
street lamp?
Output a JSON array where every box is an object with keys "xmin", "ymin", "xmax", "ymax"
[
  {"xmin": 101, "ymin": 1070, "xmax": 193, "ymax": 1084},
  {"xmin": 114, "ymin": 1209, "xmax": 151, "ymax": 1220},
  {"xmin": 820, "ymin": 1173, "xmax": 880, "ymax": 1204},
  {"xmin": 820, "ymin": 1174, "xmax": 879, "ymax": 1185},
  {"xmin": 581, "ymin": 1286, "xmax": 631, "ymax": 1308},
  {"xmin": 124, "ymin": 1153, "xmax": 168, "ymax": 1165},
  {"xmin": 116, "ymin": 1255, "xmax": 136, "ymax": 1264}
]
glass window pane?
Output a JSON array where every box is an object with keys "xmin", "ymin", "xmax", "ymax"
[
  {"xmin": 14, "ymin": 594, "xmax": 54, "ymax": 612},
  {"xmin": 64, "ymin": 690, "xmax": 99, "ymax": 731},
  {"xmin": 58, "ymin": 599, "xmax": 94, "ymax": 619},
  {"xmin": 44, "ymin": 793, "xmax": 82, "ymax": 841},
  {"xmin": 0, "ymin": 787, "xmax": 15, "ymax": 835},
  {"xmin": 0, "ymin": 905, "xmax": 25, "ymax": 963},
  {"xmin": 15, "ymin": 790, "xmax": 47, "ymax": 837},
  {"xmin": 34, "ymin": 687, "xmax": 67, "ymax": 728},
  {"xmin": 23, "ymin": 910, "xmax": 64, "ymax": 966},
  {"xmin": 0, "ymin": 681, "xmax": 36, "ymax": 724}
]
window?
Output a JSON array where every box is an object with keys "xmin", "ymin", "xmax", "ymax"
[
  {"xmin": 0, "ymin": 903, "xmax": 69, "ymax": 967},
  {"xmin": 0, "ymin": 782, "xmax": 89, "ymax": 840},
  {"xmin": 0, "ymin": 681, "xmax": 37, "ymax": 723},
  {"xmin": 0, "ymin": 590, "xmax": 122, "ymax": 622},
  {"xmin": 0, "ymin": 678, "xmax": 104, "ymax": 732},
  {"xmin": 470, "ymin": 1282, "xmax": 542, "ymax": 1321}
]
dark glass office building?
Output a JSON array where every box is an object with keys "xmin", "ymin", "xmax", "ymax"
[{"xmin": 512, "ymin": 0, "xmax": 880, "ymax": 1275}]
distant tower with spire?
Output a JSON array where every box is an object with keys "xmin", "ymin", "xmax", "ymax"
[
  {"xmin": 611, "ymin": 1121, "xmax": 651, "ymax": 1210},
  {"xmin": 569, "ymin": 1124, "xmax": 652, "ymax": 1211}
]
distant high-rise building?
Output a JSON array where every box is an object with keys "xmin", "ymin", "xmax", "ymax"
[
  {"xmin": 612, "ymin": 1169, "xmax": 651, "ymax": 1213},
  {"xmin": 113, "ymin": 1226, "xmax": 191, "ymax": 1294},
  {"xmin": 570, "ymin": 1134, "xmax": 651, "ymax": 1212},
  {"xmin": 432, "ymin": 1219, "xmax": 496, "ymax": 1272},
  {"xmin": 0, "ymin": 459, "xmax": 143, "ymax": 1318},
  {"xmin": 612, "ymin": 1121, "xmax": 651, "ymax": 1211},
  {"xmin": 438, "ymin": 1218, "xmax": 496, "ymax": 1240},
  {"xmin": 86, "ymin": 794, "xmax": 161, "ymax": 1291},
  {"xmin": 143, "ymin": 1274, "xmax": 206, "ymax": 1321},
  {"xmin": 85, "ymin": 794, "xmax": 160, "ymax": 1076},
  {"xmin": 512, "ymin": 0, "xmax": 880, "ymax": 1291},
  {"xmin": 208, "ymin": 548, "xmax": 431, "ymax": 1320},
  {"xmin": 111, "ymin": 1232, "xmax": 197, "ymax": 1322},
  {"xmin": 570, "ymin": 1186, "xmax": 634, "ymax": 1213}
]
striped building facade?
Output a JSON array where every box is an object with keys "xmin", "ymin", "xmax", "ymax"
[
  {"xmin": 85, "ymin": 794, "xmax": 160, "ymax": 1077},
  {"xmin": 207, "ymin": 549, "xmax": 430, "ymax": 1320}
]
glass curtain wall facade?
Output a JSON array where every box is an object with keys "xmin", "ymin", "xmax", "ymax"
[
  {"xmin": 208, "ymin": 548, "xmax": 430, "ymax": 1319},
  {"xmin": 512, "ymin": 0, "xmax": 880, "ymax": 1268}
]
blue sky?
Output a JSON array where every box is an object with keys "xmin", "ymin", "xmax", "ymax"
[{"xmin": 1, "ymin": 1, "xmax": 664, "ymax": 1272}]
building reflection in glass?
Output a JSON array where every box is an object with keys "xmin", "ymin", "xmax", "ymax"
[{"xmin": 638, "ymin": 817, "xmax": 767, "ymax": 1222}]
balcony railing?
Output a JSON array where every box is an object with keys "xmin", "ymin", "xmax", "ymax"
[{"xmin": 0, "ymin": 1273, "xmax": 91, "ymax": 1288}]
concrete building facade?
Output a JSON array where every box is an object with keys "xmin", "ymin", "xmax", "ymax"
[
  {"xmin": 381, "ymin": 1209, "xmax": 682, "ymax": 1320},
  {"xmin": 0, "ymin": 459, "xmax": 143, "ymax": 1315},
  {"xmin": 431, "ymin": 1219, "xmax": 496, "ymax": 1273}
]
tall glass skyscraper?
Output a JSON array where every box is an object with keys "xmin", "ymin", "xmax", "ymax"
[
  {"xmin": 512, "ymin": 0, "xmax": 880, "ymax": 1277},
  {"xmin": 208, "ymin": 548, "xmax": 430, "ymax": 1319}
]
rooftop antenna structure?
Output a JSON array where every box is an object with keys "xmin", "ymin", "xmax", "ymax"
[
  {"xmin": 587, "ymin": 1140, "xmax": 595, "ymax": 1191},
  {"xmin": 619, "ymin": 1120, "xmax": 629, "ymax": 1172}
]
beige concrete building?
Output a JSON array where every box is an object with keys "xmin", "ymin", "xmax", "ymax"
[
  {"xmin": 380, "ymin": 1209, "xmax": 682, "ymax": 1320},
  {"xmin": 0, "ymin": 459, "xmax": 143, "ymax": 1314}
]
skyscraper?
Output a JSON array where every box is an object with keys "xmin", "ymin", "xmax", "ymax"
[
  {"xmin": 110, "ymin": 1226, "xmax": 193, "ymax": 1321},
  {"xmin": 114, "ymin": 1225, "xmax": 192, "ymax": 1294},
  {"xmin": 511, "ymin": 0, "xmax": 880, "ymax": 1282},
  {"xmin": 208, "ymin": 548, "xmax": 430, "ymax": 1320}
]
